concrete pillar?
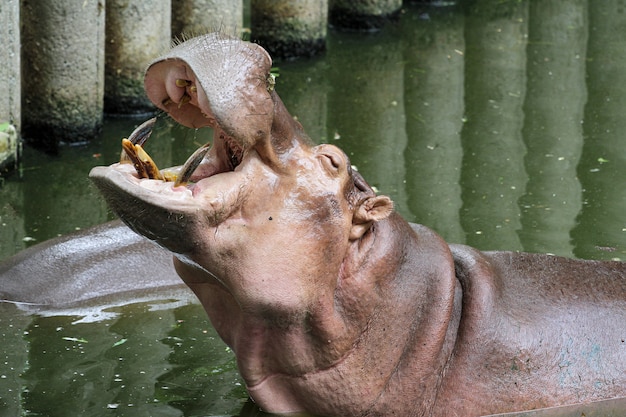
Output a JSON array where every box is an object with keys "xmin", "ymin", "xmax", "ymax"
[
  {"xmin": 171, "ymin": 0, "xmax": 244, "ymax": 39},
  {"xmin": 329, "ymin": 0, "xmax": 401, "ymax": 31},
  {"xmin": 105, "ymin": 0, "xmax": 171, "ymax": 114},
  {"xmin": 0, "ymin": 0, "xmax": 20, "ymax": 174},
  {"xmin": 251, "ymin": 0, "xmax": 327, "ymax": 60},
  {"xmin": 21, "ymin": 0, "xmax": 105, "ymax": 152}
]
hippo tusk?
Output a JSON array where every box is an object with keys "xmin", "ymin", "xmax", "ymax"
[
  {"xmin": 119, "ymin": 117, "xmax": 210, "ymax": 184},
  {"xmin": 174, "ymin": 142, "xmax": 211, "ymax": 186},
  {"xmin": 119, "ymin": 117, "xmax": 164, "ymax": 180},
  {"xmin": 120, "ymin": 117, "xmax": 157, "ymax": 164}
]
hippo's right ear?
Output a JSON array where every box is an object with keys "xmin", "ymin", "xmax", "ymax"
[{"xmin": 350, "ymin": 196, "xmax": 394, "ymax": 240}]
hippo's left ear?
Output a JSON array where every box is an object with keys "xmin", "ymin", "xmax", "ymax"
[{"xmin": 350, "ymin": 196, "xmax": 394, "ymax": 240}]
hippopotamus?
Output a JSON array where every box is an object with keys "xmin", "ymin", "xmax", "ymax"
[{"xmin": 89, "ymin": 33, "xmax": 626, "ymax": 416}]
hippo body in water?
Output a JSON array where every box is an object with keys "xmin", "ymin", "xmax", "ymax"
[
  {"xmin": 89, "ymin": 33, "xmax": 626, "ymax": 416},
  {"xmin": 0, "ymin": 221, "xmax": 186, "ymax": 309}
]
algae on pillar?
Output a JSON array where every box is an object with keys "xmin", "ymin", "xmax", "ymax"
[
  {"xmin": 251, "ymin": 0, "xmax": 328, "ymax": 60},
  {"xmin": 105, "ymin": 0, "xmax": 171, "ymax": 114},
  {"xmin": 329, "ymin": 0, "xmax": 402, "ymax": 31},
  {"xmin": 21, "ymin": 0, "xmax": 105, "ymax": 151}
]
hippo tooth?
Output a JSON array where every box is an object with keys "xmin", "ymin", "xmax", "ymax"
[
  {"xmin": 121, "ymin": 139, "xmax": 148, "ymax": 178},
  {"xmin": 174, "ymin": 142, "xmax": 212, "ymax": 187},
  {"xmin": 128, "ymin": 117, "xmax": 156, "ymax": 146},
  {"xmin": 178, "ymin": 93, "xmax": 191, "ymax": 108},
  {"xmin": 119, "ymin": 117, "xmax": 157, "ymax": 163}
]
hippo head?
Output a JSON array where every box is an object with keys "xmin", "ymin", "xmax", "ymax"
[
  {"xmin": 90, "ymin": 34, "xmax": 392, "ymax": 404},
  {"xmin": 90, "ymin": 33, "xmax": 393, "ymax": 256}
]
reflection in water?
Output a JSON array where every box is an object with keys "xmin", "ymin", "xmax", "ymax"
[
  {"xmin": 0, "ymin": 304, "xmax": 30, "ymax": 417},
  {"xmin": 403, "ymin": 7, "xmax": 466, "ymax": 244},
  {"xmin": 157, "ymin": 304, "xmax": 247, "ymax": 415},
  {"xmin": 327, "ymin": 30, "xmax": 410, "ymax": 214},
  {"xmin": 3, "ymin": 300, "xmax": 246, "ymax": 417},
  {"xmin": 460, "ymin": 0, "xmax": 529, "ymax": 251},
  {"xmin": 573, "ymin": 0, "xmax": 626, "ymax": 260},
  {"xmin": 519, "ymin": 0, "xmax": 587, "ymax": 258},
  {"xmin": 1, "ymin": 2, "xmax": 626, "ymax": 416}
]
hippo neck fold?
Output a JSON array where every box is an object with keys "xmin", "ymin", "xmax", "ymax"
[{"xmin": 242, "ymin": 215, "xmax": 461, "ymax": 416}]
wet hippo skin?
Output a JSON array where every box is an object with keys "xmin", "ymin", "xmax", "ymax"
[
  {"xmin": 483, "ymin": 396, "xmax": 626, "ymax": 417},
  {"xmin": 87, "ymin": 34, "xmax": 626, "ymax": 417},
  {"xmin": 0, "ymin": 221, "xmax": 184, "ymax": 308}
]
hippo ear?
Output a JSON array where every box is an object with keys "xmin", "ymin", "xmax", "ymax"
[{"xmin": 350, "ymin": 196, "xmax": 394, "ymax": 240}]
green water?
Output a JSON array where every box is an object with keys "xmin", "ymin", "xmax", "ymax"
[{"xmin": 1, "ymin": 2, "xmax": 626, "ymax": 416}]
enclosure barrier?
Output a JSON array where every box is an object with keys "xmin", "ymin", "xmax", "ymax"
[
  {"xmin": 0, "ymin": 0, "xmax": 21, "ymax": 174},
  {"xmin": 0, "ymin": 0, "xmax": 401, "ymax": 172}
]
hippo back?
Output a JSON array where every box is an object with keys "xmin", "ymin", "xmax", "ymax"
[{"xmin": 0, "ymin": 221, "xmax": 187, "ymax": 309}]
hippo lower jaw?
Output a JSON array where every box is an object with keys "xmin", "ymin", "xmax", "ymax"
[{"xmin": 89, "ymin": 129, "xmax": 260, "ymax": 254}]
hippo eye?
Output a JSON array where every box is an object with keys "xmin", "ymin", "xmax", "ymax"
[
  {"xmin": 327, "ymin": 154, "xmax": 340, "ymax": 169},
  {"xmin": 320, "ymin": 153, "xmax": 340, "ymax": 173}
]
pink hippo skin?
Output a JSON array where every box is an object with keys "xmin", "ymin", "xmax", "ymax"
[{"xmin": 89, "ymin": 33, "xmax": 626, "ymax": 417}]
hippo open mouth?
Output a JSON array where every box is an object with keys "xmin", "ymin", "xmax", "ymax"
[
  {"xmin": 89, "ymin": 114, "xmax": 258, "ymax": 242},
  {"xmin": 90, "ymin": 32, "xmax": 282, "ymax": 243},
  {"xmin": 118, "ymin": 116, "xmax": 244, "ymax": 189}
]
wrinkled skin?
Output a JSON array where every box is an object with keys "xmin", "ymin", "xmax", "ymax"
[{"xmin": 89, "ymin": 34, "xmax": 626, "ymax": 417}]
